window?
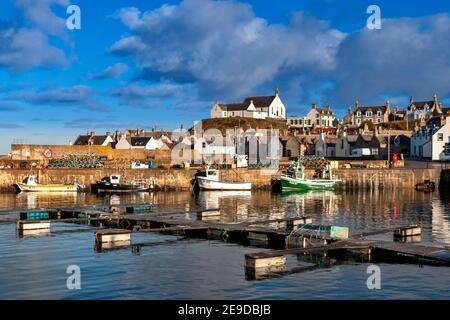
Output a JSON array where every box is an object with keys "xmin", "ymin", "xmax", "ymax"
[
  {"xmin": 438, "ymin": 133, "xmax": 444, "ymax": 141},
  {"xmin": 377, "ymin": 111, "xmax": 382, "ymax": 116},
  {"xmin": 366, "ymin": 111, "xmax": 372, "ymax": 117},
  {"xmin": 445, "ymin": 143, "xmax": 450, "ymax": 156},
  {"xmin": 376, "ymin": 118, "xmax": 381, "ymax": 123},
  {"xmin": 356, "ymin": 119, "xmax": 361, "ymax": 125},
  {"xmin": 341, "ymin": 140, "xmax": 344, "ymax": 149},
  {"xmin": 356, "ymin": 111, "xmax": 361, "ymax": 116}
]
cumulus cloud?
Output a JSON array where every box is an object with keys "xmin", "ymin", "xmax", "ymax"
[
  {"xmin": 88, "ymin": 63, "xmax": 128, "ymax": 80},
  {"xmin": 110, "ymin": 0, "xmax": 345, "ymax": 100},
  {"xmin": 332, "ymin": 14, "xmax": 450, "ymax": 106},
  {"xmin": 15, "ymin": 0, "xmax": 70, "ymax": 38},
  {"xmin": 109, "ymin": 0, "xmax": 450, "ymax": 114},
  {"xmin": 0, "ymin": 28, "xmax": 68, "ymax": 71},
  {"xmin": 9, "ymin": 85, "xmax": 110, "ymax": 112},
  {"xmin": 112, "ymin": 81, "xmax": 192, "ymax": 99},
  {"xmin": 111, "ymin": 81, "xmax": 197, "ymax": 109},
  {"xmin": 0, "ymin": 0, "xmax": 70, "ymax": 72}
]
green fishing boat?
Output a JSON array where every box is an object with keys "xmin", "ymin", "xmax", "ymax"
[{"xmin": 280, "ymin": 157, "xmax": 340, "ymax": 191}]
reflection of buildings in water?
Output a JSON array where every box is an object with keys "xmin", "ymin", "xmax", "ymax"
[
  {"xmin": 283, "ymin": 191, "xmax": 341, "ymax": 216},
  {"xmin": 16, "ymin": 192, "xmax": 79, "ymax": 209},
  {"xmin": 197, "ymin": 191, "xmax": 252, "ymax": 222},
  {"xmin": 197, "ymin": 191, "xmax": 252, "ymax": 210},
  {"xmin": 236, "ymin": 203, "xmax": 249, "ymax": 220},
  {"xmin": 102, "ymin": 194, "xmax": 121, "ymax": 206},
  {"xmin": 101, "ymin": 192, "xmax": 154, "ymax": 206},
  {"xmin": 431, "ymin": 198, "xmax": 450, "ymax": 245}
]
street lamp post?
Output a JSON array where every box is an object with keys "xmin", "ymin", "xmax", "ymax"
[{"xmin": 387, "ymin": 130, "xmax": 390, "ymax": 168}]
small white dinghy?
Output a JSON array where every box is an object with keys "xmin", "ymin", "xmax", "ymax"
[
  {"xmin": 196, "ymin": 166, "xmax": 252, "ymax": 191},
  {"xmin": 15, "ymin": 175, "xmax": 83, "ymax": 192}
]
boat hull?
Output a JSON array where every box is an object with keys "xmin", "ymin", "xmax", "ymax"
[
  {"xmin": 196, "ymin": 177, "xmax": 252, "ymax": 191},
  {"xmin": 96, "ymin": 182, "xmax": 151, "ymax": 193},
  {"xmin": 280, "ymin": 176, "xmax": 338, "ymax": 191},
  {"xmin": 15, "ymin": 183, "xmax": 80, "ymax": 192}
]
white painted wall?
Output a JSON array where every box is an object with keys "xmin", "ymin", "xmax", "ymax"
[
  {"xmin": 432, "ymin": 116, "xmax": 450, "ymax": 160},
  {"xmin": 145, "ymin": 137, "xmax": 159, "ymax": 150},
  {"xmin": 211, "ymin": 104, "xmax": 224, "ymax": 118},
  {"xmin": 115, "ymin": 136, "xmax": 131, "ymax": 149},
  {"xmin": 335, "ymin": 134, "xmax": 352, "ymax": 157},
  {"xmin": 101, "ymin": 136, "xmax": 114, "ymax": 146},
  {"xmin": 268, "ymin": 95, "xmax": 286, "ymax": 119}
]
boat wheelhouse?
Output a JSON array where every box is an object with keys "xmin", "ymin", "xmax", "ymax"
[
  {"xmin": 195, "ymin": 166, "xmax": 252, "ymax": 191},
  {"xmin": 280, "ymin": 157, "xmax": 340, "ymax": 191}
]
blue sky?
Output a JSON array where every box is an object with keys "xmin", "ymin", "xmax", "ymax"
[{"xmin": 1, "ymin": 0, "xmax": 450, "ymax": 153}]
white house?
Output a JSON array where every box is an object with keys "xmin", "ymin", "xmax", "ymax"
[
  {"xmin": 115, "ymin": 136, "xmax": 162, "ymax": 150},
  {"xmin": 288, "ymin": 103, "xmax": 336, "ymax": 131},
  {"xmin": 211, "ymin": 87, "xmax": 286, "ymax": 120},
  {"xmin": 335, "ymin": 132, "xmax": 357, "ymax": 158},
  {"xmin": 406, "ymin": 95, "xmax": 443, "ymax": 120},
  {"xmin": 73, "ymin": 132, "xmax": 114, "ymax": 146},
  {"xmin": 411, "ymin": 116, "xmax": 450, "ymax": 161},
  {"xmin": 346, "ymin": 100, "xmax": 391, "ymax": 126},
  {"xmin": 315, "ymin": 132, "xmax": 337, "ymax": 157}
]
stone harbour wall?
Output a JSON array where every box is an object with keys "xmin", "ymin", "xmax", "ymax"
[{"xmin": 0, "ymin": 167, "xmax": 443, "ymax": 193}]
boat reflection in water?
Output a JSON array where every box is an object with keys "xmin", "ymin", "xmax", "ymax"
[
  {"xmin": 281, "ymin": 189, "xmax": 341, "ymax": 216},
  {"xmin": 97, "ymin": 191, "xmax": 156, "ymax": 207},
  {"xmin": 196, "ymin": 190, "xmax": 252, "ymax": 209},
  {"xmin": 196, "ymin": 190, "xmax": 252, "ymax": 222},
  {"xmin": 15, "ymin": 191, "xmax": 82, "ymax": 209}
]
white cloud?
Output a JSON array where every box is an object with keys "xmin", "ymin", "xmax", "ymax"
[
  {"xmin": 14, "ymin": 0, "xmax": 70, "ymax": 38},
  {"xmin": 332, "ymin": 14, "xmax": 450, "ymax": 106},
  {"xmin": 88, "ymin": 63, "xmax": 128, "ymax": 79},
  {"xmin": 9, "ymin": 85, "xmax": 110, "ymax": 112},
  {"xmin": 0, "ymin": 0, "xmax": 70, "ymax": 72},
  {"xmin": 110, "ymin": 0, "xmax": 450, "ymax": 114},
  {"xmin": 0, "ymin": 28, "xmax": 68, "ymax": 71},
  {"xmin": 111, "ymin": 0, "xmax": 345, "ymax": 101}
]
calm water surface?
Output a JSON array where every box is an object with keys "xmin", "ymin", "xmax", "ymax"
[{"xmin": 0, "ymin": 189, "xmax": 450, "ymax": 299}]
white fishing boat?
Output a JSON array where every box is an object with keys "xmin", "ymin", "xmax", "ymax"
[
  {"xmin": 196, "ymin": 167, "xmax": 252, "ymax": 191},
  {"xmin": 15, "ymin": 175, "xmax": 83, "ymax": 192}
]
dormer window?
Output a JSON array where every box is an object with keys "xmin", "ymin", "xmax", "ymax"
[
  {"xmin": 377, "ymin": 111, "xmax": 382, "ymax": 116},
  {"xmin": 356, "ymin": 111, "xmax": 361, "ymax": 117},
  {"xmin": 366, "ymin": 111, "xmax": 372, "ymax": 117}
]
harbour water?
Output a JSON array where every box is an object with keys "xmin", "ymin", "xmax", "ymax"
[{"xmin": 0, "ymin": 189, "xmax": 449, "ymax": 299}]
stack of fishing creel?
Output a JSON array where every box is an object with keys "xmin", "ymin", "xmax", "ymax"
[
  {"xmin": 47, "ymin": 154, "xmax": 104, "ymax": 169},
  {"xmin": 298, "ymin": 156, "xmax": 330, "ymax": 170}
]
